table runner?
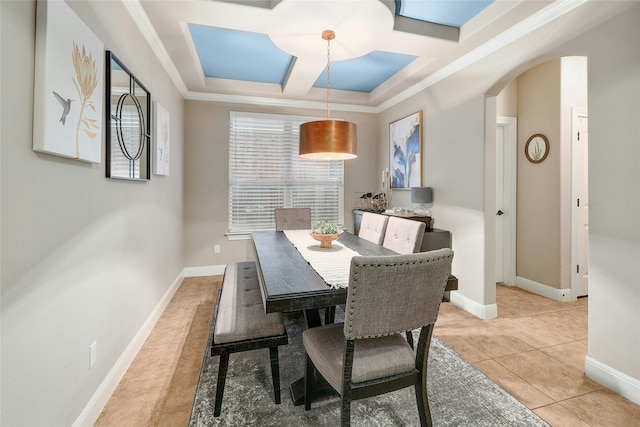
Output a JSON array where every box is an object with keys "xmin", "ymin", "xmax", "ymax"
[{"xmin": 283, "ymin": 230, "xmax": 359, "ymax": 289}]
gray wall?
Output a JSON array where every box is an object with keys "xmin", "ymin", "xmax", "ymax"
[{"xmin": 1, "ymin": 1, "xmax": 185, "ymax": 425}]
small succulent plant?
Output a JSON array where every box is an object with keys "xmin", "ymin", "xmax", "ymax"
[{"xmin": 312, "ymin": 220, "xmax": 340, "ymax": 235}]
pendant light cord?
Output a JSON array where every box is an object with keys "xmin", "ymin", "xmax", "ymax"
[{"xmin": 326, "ymin": 35, "xmax": 331, "ymax": 120}]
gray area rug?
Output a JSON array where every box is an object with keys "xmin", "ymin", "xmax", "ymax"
[{"xmin": 189, "ymin": 310, "xmax": 549, "ymax": 426}]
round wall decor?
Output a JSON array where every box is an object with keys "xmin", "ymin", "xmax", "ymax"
[{"xmin": 525, "ymin": 134, "xmax": 549, "ymax": 163}]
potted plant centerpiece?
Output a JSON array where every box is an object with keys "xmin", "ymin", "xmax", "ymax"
[{"xmin": 310, "ymin": 220, "xmax": 343, "ymax": 248}]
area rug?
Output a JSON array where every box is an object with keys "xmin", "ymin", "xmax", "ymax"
[{"xmin": 189, "ymin": 310, "xmax": 549, "ymax": 426}]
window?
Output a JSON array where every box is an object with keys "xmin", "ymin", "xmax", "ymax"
[{"xmin": 228, "ymin": 111, "xmax": 344, "ymax": 234}]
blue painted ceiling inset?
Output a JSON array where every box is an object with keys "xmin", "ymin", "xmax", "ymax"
[
  {"xmin": 188, "ymin": 24, "xmax": 293, "ymax": 84},
  {"xmin": 397, "ymin": 0, "xmax": 494, "ymax": 28},
  {"xmin": 313, "ymin": 51, "xmax": 417, "ymax": 93}
]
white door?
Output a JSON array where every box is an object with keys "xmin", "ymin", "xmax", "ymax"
[
  {"xmin": 572, "ymin": 108, "xmax": 589, "ymax": 297},
  {"xmin": 496, "ymin": 117, "xmax": 517, "ymax": 286},
  {"xmin": 496, "ymin": 126, "xmax": 505, "ymax": 283}
]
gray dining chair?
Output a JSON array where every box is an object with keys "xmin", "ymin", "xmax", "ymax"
[
  {"xmin": 382, "ymin": 216, "xmax": 426, "ymax": 254},
  {"xmin": 275, "ymin": 208, "xmax": 311, "ymax": 231},
  {"xmin": 357, "ymin": 212, "xmax": 389, "ymax": 245},
  {"xmin": 303, "ymin": 249, "xmax": 454, "ymax": 427}
]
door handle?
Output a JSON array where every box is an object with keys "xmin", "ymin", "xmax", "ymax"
[{"xmin": 496, "ymin": 210, "xmax": 504, "ymax": 216}]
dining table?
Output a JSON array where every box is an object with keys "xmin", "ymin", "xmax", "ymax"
[{"xmin": 250, "ymin": 229, "xmax": 459, "ymax": 405}]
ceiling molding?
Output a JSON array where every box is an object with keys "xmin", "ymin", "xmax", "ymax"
[
  {"xmin": 125, "ymin": 0, "xmax": 587, "ymax": 114},
  {"xmin": 121, "ymin": 0, "xmax": 188, "ymax": 95},
  {"xmin": 377, "ymin": 0, "xmax": 588, "ymax": 112},
  {"xmin": 184, "ymin": 91, "xmax": 379, "ymax": 114}
]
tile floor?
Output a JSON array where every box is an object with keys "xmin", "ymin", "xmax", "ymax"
[{"xmin": 95, "ymin": 277, "xmax": 640, "ymax": 426}]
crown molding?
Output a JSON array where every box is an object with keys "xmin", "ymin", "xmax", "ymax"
[
  {"xmin": 121, "ymin": 0, "xmax": 188, "ymax": 95},
  {"xmin": 377, "ymin": 0, "xmax": 588, "ymax": 112},
  {"xmin": 125, "ymin": 0, "xmax": 587, "ymax": 113},
  {"xmin": 184, "ymin": 91, "xmax": 379, "ymax": 114}
]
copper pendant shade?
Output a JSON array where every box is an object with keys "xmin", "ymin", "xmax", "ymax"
[
  {"xmin": 299, "ymin": 30, "xmax": 357, "ymax": 160},
  {"xmin": 299, "ymin": 119, "xmax": 357, "ymax": 160}
]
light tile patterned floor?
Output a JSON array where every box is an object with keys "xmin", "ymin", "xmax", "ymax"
[{"xmin": 95, "ymin": 279, "xmax": 640, "ymax": 426}]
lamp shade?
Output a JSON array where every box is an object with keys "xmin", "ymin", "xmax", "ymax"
[
  {"xmin": 411, "ymin": 187, "xmax": 433, "ymax": 204},
  {"xmin": 299, "ymin": 120, "xmax": 357, "ymax": 160}
]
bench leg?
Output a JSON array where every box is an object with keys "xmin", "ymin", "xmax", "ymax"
[
  {"xmin": 269, "ymin": 347, "xmax": 281, "ymax": 404},
  {"xmin": 214, "ymin": 352, "xmax": 230, "ymax": 417}
]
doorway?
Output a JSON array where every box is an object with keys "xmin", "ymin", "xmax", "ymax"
[{"xmin": 496, "ymin": 116, "xmax": 517, "ymax": 286}]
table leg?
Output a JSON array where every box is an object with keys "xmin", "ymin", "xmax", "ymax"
[
  {"xmin": 291, "ymin": 308, "xmax": 336, "ymax": 406},
  {"xmin": 303, "ymin": 308, "xmax": 322, "ymax": 328},
  {"xmin": 324, "ymin": 305, "xmax": 336, "ymax": 324}
]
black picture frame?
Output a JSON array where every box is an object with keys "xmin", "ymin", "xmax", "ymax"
[{"xmin": 105, "ymin": 51, "xmax": 151, "ymax": 181}]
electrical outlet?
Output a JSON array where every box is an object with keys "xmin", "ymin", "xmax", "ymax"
[
  {"xmin": 214, "ymin": 245, "xmax": 221, "ymax": 254},
  {"xmin": 90, "ymin": 340, "xmax": 97, "ymax": 369}
]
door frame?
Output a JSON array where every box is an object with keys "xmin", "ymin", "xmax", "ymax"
[
  {"xmin": 496, "ymin": 116, "xmax": 517, "ymax": 286},
  {"xmin": 571, "ymin": 107, "xmax": 588, "ymax": 297}
]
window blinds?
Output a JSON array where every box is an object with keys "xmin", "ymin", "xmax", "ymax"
[{"xmin": 228, "ymin": 111, "xmax": 344, "ymax": 233}]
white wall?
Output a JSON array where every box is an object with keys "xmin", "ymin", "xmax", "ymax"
[
  {"xmin": 578, "ymin": 9, "xmax": 640, "ymax": 394},
  {"xmin": 1, "ymin": 1, "xmax": 185, "ymax": 425}
]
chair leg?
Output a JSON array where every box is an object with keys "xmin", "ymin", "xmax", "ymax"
[
  {"xmin": 304, "ymin": 354, "xmax": 315, "ymax": 410},
  {"xmin": 268, "ymin": 346, "xmax": 281, "ymax": 404},
  {"xmin": 406, "ymin": 330, "xmax": 414, "ymax": 349},
  {"xmin": 415, "ymin": 378, "xmax": 432, "ymax": 427},
  {"xmin": 214, "ymin": 352, "xmax": 230, "ymax": 417},
  {"xmin": 341, "ymin": 340, "xmax": 354, "ymax": 427},
  {"xmin": 341, "ymin": 393, "xmax": 351, "ymax": 427}
]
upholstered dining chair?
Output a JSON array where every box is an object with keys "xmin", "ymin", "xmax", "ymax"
[
  {"xmin": 382, "ymin": 216, "xmax": 426, "ymax": 254},
  {"xmin": 275, "ymin": 208, "xmax": 311, "ymax": 231},
  {"xmin": 357, "ymin": 212, "xmax": 389, "ymax": 245},
  {"xmin": 303, "ymin": 249, "xmax": 454, "ymax": 427}
]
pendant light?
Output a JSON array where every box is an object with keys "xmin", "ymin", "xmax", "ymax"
[{"xmin": 299, "ymin": 30, "xmax": 357, "ymax": 160}]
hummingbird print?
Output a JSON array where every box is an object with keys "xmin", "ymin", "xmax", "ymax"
[{"xmin": 52, "ymin": 91, "xmax": 72, "ymax": 125}]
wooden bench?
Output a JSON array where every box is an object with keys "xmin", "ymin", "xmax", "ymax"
[{"xmin": 208, "ymin": 261, "xmax": 288, "ymax": 417}]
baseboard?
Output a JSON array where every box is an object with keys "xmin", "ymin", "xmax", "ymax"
[
  {"xmin": 183, "ymin": 264, "xmax": 226, "ymax": 277},
  {"xmin": 585, "ymin": 355, "xmax": 640, "ymax": 406},
  {"xmin": 72, "ymin": 271, "xmax": 184, "ymax": 427},
  {"xmin": 450, "ymin": 291, "xmax": 498, "ymax": 320},
  {"xmin": 515, "ymin": 276, "xmax": 572, "ymax": 302}
]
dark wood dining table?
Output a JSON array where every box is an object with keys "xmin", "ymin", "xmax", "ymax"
[
  {"xmin": 251, "ymin": 230, "xmax": 457, "ymax": 319},
  {"xmin": 250, "ymin": 230, "xmax": 458, "ymax": 405},
  {"xmin": 251, "ymin": 230, "xmax": 397, "ymax": 325}
]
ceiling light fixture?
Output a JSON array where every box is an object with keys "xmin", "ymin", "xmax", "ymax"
[{"xmin": 299, "ymin": 30, "xmax": 357, "ymax": 160}]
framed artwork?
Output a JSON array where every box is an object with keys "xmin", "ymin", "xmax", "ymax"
[
  {"xmin": 525, "ymin": 134, "xmax": 549, "ymax": 163},
  {"xmin": 390, "ymin": 111, "xmax": 422, "ymax": 189},
  {"xmin": 32, "ymin": 0, "xmax": 104, "ymax": 163},
  {"xmin": 153, "ymin": 102, "xmax": 170, "ymax": 176}
]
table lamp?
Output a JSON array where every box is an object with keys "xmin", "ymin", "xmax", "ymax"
[{"xmin": 411, "ymin": 187, "xmax": 432, "ymax": 217}]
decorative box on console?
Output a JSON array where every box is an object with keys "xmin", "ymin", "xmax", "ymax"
[{"xmin": 354, "ymin": 192, "xmax": 387, "ymax": 212}]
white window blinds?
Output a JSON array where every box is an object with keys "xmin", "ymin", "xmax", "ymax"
[{"xmin": 228, "ymin": 111, "xmax": 344, "ymax": 233}]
